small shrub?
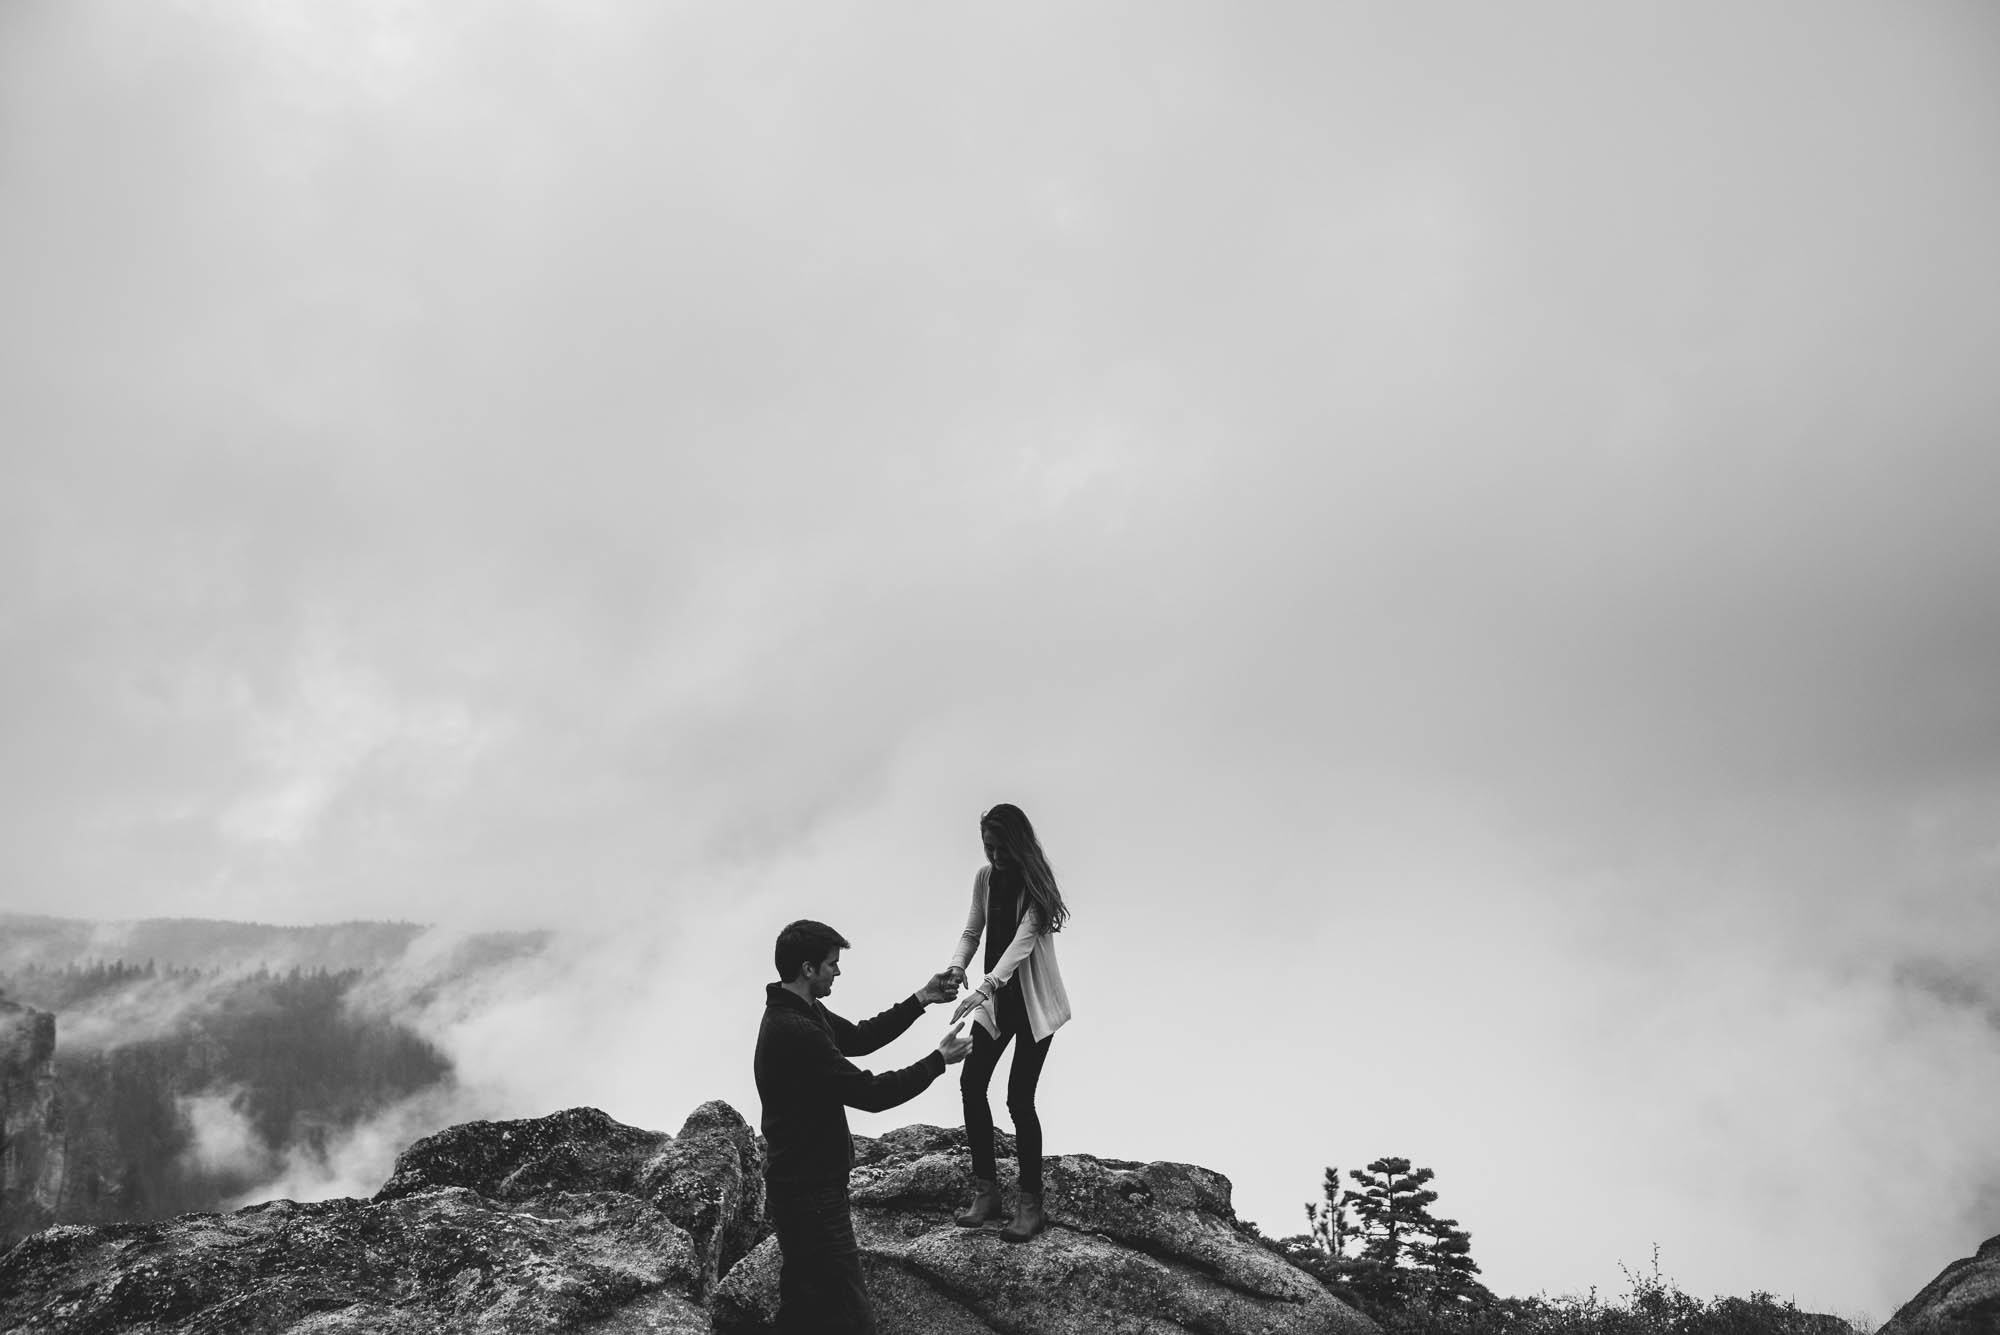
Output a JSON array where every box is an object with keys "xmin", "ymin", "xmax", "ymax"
[{"xmin": 1250, "ymin": 1229, "xmax": 1834, "ymax": 1335}]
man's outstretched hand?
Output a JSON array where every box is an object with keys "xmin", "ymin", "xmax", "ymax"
[
  {"xmin": 936, "ymin": 1021, "xmax": 973, "ymax": 1065},
  {"xmin": 916, "ymin": 970, "xmax": 961, "ymax": 1006}
]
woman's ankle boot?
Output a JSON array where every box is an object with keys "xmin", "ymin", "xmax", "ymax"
[
  {"xmin": 954, "ymin": 1178, "xmax": 1002, "ymax": 1227},
  {"xmin": 1000, "ymin": 1190, "xmax": 1045, "ymax": 1242}
]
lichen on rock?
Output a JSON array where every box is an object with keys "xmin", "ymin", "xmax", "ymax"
[
  {"xmin": 2, "ymin": 1103, "xmax": 1371, "ymax": 1335},
  {"xmin": 713, "ymin": 1123, "xmax": 1373, "ymax": 1335}
]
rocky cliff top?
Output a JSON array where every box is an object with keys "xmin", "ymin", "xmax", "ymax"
[
  {"xmin": 0, "ymin": 1101, "xmax": 1373, "ymax": 1335},
  {"xmin": 1876, "ymin": 1232, "xmax": 2000, "ymax": 1335}
]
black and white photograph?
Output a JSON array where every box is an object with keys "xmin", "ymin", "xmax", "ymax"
[{"xmin": 3, "ymin": 3, "xmax": 1998, "ymax": 1332}]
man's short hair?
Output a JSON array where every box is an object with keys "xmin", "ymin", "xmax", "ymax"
[{"xmin": 775, "ymin": 920, "xmax": 851, "ymax": 982}]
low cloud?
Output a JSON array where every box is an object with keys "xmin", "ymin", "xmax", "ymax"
[
  {"xmin": 237, "ymin": 1085, "xmax": 493, "ymax": 1206},
  {"xmin": 6, "ymin": 0, "xmax": 2000, "ymax": 1321},
  {"xmin": 55, "ymin": 972, "xmax": 241, "ymax": 1053},
  {"xmin": 178, "ymin": 1087, "xmax": 275, "ymax": 1181}
]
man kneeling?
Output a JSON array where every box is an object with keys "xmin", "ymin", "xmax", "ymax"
[{"xmin": 754, "ymin": 919, "xmax": 973, "ymax": 1334}]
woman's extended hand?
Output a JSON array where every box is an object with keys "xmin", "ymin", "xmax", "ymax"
[{"xmin": 951, "ymin": 989, "xmax": 984, "ymax": 1025}]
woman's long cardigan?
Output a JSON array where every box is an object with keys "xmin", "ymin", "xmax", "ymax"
[{"xmin": 949, "ymin": 864, "xmax": 1073, "ymax": 1043}]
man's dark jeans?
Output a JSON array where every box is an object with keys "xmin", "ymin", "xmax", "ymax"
[{"xmin": 767, "ymin": 1178, "xmax": 875, "ymax": 1335}]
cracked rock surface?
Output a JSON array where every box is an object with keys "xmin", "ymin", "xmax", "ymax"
[
  {"xmin": 0, "ymin": 1104, "xmax": 749, "ymax": 1335},
  {"xmin": 714, "ymin": 1123, "xmax": 1375, "ymax": 1335},
  {"xmin": 2, "ymin": 1105, "xmax": 1370, "ymax": 1335}
]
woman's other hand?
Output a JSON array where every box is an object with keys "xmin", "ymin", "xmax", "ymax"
[{"xmin": 952, "ymin": 989, "xmax": 984, "ymax": 1024}]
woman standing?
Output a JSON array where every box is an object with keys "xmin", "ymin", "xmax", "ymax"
[{"xmin": 945, "ymin": 802, "xmax": 1073, "ymax": 1243}]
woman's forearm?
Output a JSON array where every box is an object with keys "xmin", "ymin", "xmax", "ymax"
[
  {"xmin": 979, "ymin": 909, "xmax": 1041, "ymax": 992},
  {"xmin": 951, "ymin": 876, "xmax": 985, "ymax": 971}
]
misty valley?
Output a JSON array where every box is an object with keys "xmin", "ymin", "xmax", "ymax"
[{"xmin": 0, "ymin": 914, "xmax": 543, "ymax": 1244}]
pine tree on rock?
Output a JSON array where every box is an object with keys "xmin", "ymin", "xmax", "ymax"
[
  {"xmin": 1293, "ymin": 1155, "xmax": 1488, "ymax": 1313},
  {"xmin": 1305, "ymin": 1165, "xmax": 1355, "ymax": 1259},
  {"xmin": 1409, "ymin": 1211, "xmax": 1486, "ymax": 1308},
  {"xmin": 1347, "ymin": 1156, "xmax": 1439, "ymax": 1271}
]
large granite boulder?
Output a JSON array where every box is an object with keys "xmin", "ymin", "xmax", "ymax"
[
  {"xmin": 0, "ymin": 1103, "xmax": 1368, "ymax": 1335},
  {"xmin": 712, "ymin": 1123, "xmax": 1374, "ymax": 1335},
  {"xmin": 0, "ymin": 1103, "xmax": 761, "ymax": 1334},
  {"xmin": 375, "ymin": 1104, "xmax": 669, "ymax": 1204},
  {"xmin": 633, "ymin": 1100, "xmax": 766, "ymax": 1301},
  {"xmin": 1879, "ymin": 1234, "xmax": 2000, "ymax": 1335},
  {"xmin": 0, "ymin": 1186, "xmax": 709, "ymax": 1334},
  {"xmin": 375, "ymin": 1099, "xmax": 763, "ymax": 1302}
]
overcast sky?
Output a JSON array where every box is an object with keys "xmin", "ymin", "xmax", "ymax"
[{"xmin": 6, "ymin": 0, "xmax": 2000, "ymax": 1321}]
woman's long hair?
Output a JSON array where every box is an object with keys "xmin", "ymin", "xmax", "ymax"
[{"xmin": 981, "ymin": 803, "xmax": 1070, "ymax": 934}]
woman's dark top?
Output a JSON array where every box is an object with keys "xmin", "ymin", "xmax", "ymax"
[
  {"xmin": 984, "ymin": 866, "xmax": 1022, "ymax": 974},
  {"xmin": 983, "ymin": 866, "xmax": 1032, "ymax": 1035}
]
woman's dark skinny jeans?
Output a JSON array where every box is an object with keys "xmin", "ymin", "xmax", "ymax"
[{"xmin": 961, "ymin": 986, "xmax": 1053, "ymax": 1194}]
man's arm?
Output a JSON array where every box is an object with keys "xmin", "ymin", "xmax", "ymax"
[
  {"xmin": 823, "ymin": 994, "xmax": 926, "ymax": 1058},
  {"xmin": 785, "ymin": 1013, "xmax": 970, "ymax": 1112},
  {"xmin": 837, "ymin": 1050, "xmax": 947, "ymax": 1113}
]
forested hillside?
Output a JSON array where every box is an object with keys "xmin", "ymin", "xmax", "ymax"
[
  {"xmin": 0, "ymin": 958, "xmax": 454, "ymax": 1236},
  {"xmin": 0, "ymin": 915, "xmax": 433, "ymax": 974}
]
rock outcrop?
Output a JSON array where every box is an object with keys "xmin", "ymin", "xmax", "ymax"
[
  {"xmin": 372, "ymin": 1101, "xmax": 765, "ymax": 1304},
  {"xmin": 0, "ymin": 999, "xmax": 65, "ymax": 1242},
  {"xmin": 0, "ymin": 1104, "xmax": 752, "ymax": 1334},
  {"xmin": 0, "ymin": 1101, "xmax": 1369, "ymax": 1335},
  {"xmin": 714, "ymin": 1122, "xmax": 1371, "ymax": 1335},
  {"xmin": 1879, "ymin": 1233, "xmax": 2000, "ymax": 1335}
]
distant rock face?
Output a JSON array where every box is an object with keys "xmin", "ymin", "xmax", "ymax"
[
  {"xmin": 713, "ymin": 1123, "xmax": 1375, "ymax": 1335},
  {"xmin": 0, "ymin": 1102, "xmax": 1368, "ymax": 1335},
  {"xmin": 1880, "ymin": 1234, "xmax": 2000, "ymax": 1335},
  {"xmin": 0, "ymin": 999, "xmax": 65, "ymax": 1241}
]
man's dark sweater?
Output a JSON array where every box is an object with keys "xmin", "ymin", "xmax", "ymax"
[{"xmin": 754, "ymin": 983, "xmax": 946, "ymax": 1185}]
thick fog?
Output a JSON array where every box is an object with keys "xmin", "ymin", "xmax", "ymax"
[{"xmin": 5, "ymin": 1, "xmax": 1999, "ymax": 1320}]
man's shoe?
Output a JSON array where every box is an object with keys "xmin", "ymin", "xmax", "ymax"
[
  {"xmin": 1000, "ymin": 1191, "xmax": 1045, "ymax": 1243},
  {"xmin": 954, "ymin": 1178, "xmax": 1003, "ymax": 1228}
]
